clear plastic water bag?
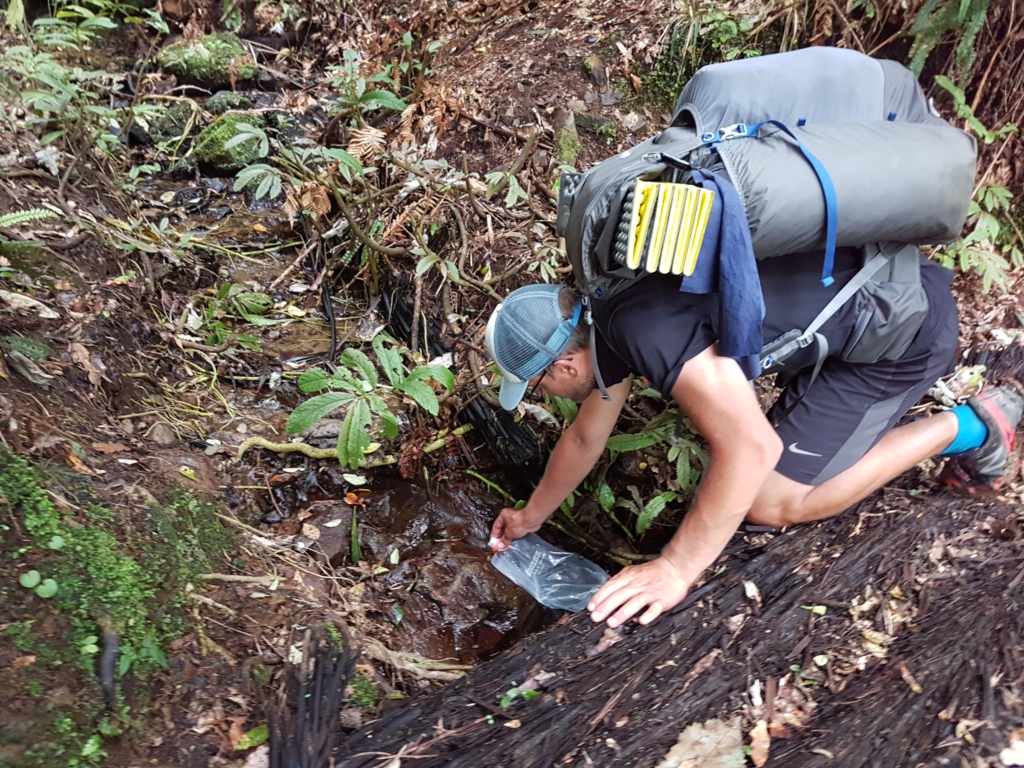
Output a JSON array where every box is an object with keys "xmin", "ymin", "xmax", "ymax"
[{"xmin": 491, "ymin": 533, "xmax": 609, "ymax": 612}]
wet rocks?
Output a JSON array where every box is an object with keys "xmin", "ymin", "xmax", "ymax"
[
  {"xmin": 149, "ymin": 102, "xmax": 194, "ymax": 144},
  {"xmin": 205, "ymin": 90, "xmax": 252, "ymax": 114},
  {"xmin": 293, "ymin": 501, "xmax": 353, "ymax": 567},
  {"xmin": 574, "ymin": 112, "xmax": 617, "ymax": 137},
  {"xmin": 156, "ymin": 32, "xmax": 257, "ymax": 89},
  {"xmin": 193, "ymin": 111, "xmax": 267, "ymax": 173}
]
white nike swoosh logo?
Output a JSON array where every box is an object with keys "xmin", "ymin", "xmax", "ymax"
[{"xmin": 788, "ymin": 442, "xmax": 823, "ymax": 457}]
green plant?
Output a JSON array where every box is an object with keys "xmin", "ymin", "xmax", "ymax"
[
  {"xmin": 935, "ymin": 184, "xmax": 1024, "ymax": 291},
  {"xmin": 324, "ymin": 49, "xmax": 407, "ymax": 126},
  {"xmin": 934, "ymin": 76, "xmax": 1017, "ymax": 145},
  {"xmin": 640, "ymin": 10, "xmax": 762, "ymax": 109},
  {"xmin": 349, "ymin": 672, "xmax": 378, "ymax": 708},
  {"xmin": 0, "ymin": 208, "xmax": 59, "ymax": 228},
  {"xmin": 286, "ymin": 334, "xmax": 454, "ymax": 468},
  {"xmin": 484, "ymin": 170, "xmax": 529, "ymax": 209},
  {"xmin": 180, "ymin": 283, "xmax": 276, "ymax": 349},
  {"xmin": 32, "ymin": 1, "xmax": 118, "ymax": 50},
  {"xmin": 909, "ymin": 0, "xmax": 990, "ymax": 77},
  {"xmin": 233, "ymin": 163, "xmax": 283, "ymax": 200}
]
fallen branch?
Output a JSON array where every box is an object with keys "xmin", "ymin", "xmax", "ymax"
[
  {"xmin": 236, "ymin": 436, "xmax": 398, "ymax": 465},
  {"xmin": 361, "ymin": 636, "xmax": 471, "ymax": 682},
  {"xmin": 200, "ymin": 573, "xmax": 280, "ymax": 586}
]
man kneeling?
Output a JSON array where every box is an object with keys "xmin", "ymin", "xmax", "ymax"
[{"xmin": 485, "ymin": 250, "xmax": 1023, "ymax": 629}]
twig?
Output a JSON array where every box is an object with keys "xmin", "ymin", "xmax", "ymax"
[
  {"xmin": 334, "ymin": 194, "xmax": 410, "ymax": 256},
  {"xmin": 462, "ymin": 153, "xmax": 488, "ymax": 222},
  {"xmin": 200, "ymin": 573, "xmax": 280, "ymax": 585},
  {"xmin": 269, "ymin": 238, "xmax": 318, "ymax": 291},
  {"xmin": 410, "ymin": 274, "xmax": 423, "ymax": 355},
  {"xmin": 189, "ymin": 593, "xmax": 237, "ymax": 615}
]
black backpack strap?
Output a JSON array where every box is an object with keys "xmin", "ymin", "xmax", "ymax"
[{"xmin": 763, "ymin": 247, "xmax": 892, "ymax": 427}]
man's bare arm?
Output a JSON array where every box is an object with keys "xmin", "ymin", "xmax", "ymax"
[
  {"xmin": 589, "ymin": 346, "xmax": 781, "ymax": 627},
  {"xmin": 491, "ymin": 377, "xmax": 632, "ymax": 543}
]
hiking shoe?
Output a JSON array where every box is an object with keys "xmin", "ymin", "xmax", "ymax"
[{"xmin": 941, "ymin": 383, "xmax": 1024, "ymax": 494}]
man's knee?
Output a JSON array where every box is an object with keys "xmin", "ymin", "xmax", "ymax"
[
  {"xmin": 746, "ymin": 500, "xmax": 794, "ymax": 528},
  {"xmin": 747, "ymin": 474, "xmax": 813, "ymax": 527}
]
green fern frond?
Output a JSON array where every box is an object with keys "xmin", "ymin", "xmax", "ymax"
[
  {"xmin": 908, "ymin": 0, "xmax": 990, "ymax": 76},
  {"xmin": 0, "ymin": 208, "xmax": 60, "ymax": 228}
]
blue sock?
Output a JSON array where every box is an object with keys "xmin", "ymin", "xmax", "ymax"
[{"xmin": 941, "ymin": 404, "xmax": 988, "ymax": 455}]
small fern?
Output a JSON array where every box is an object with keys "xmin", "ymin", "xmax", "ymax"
[
  {"xmin": 0, "ymin": 208, "xmax": 60, "ymax": 229},
  {"xmin": 908, "ymin": 0, "xmax": 990, "ymax": 77}
]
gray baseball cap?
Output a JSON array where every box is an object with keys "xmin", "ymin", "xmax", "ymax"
[{"xmin": 484, "ymin": 284, "xmax": 582, "ymax": 410}]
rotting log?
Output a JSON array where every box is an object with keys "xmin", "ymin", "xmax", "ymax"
[{"xmin": 335, "ymin": 492, "xmax": 1024, "ymax": 767}]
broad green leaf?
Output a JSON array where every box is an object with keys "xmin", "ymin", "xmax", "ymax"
[
  {"xmin": 337, "ymin": 398, "xmax": 372, "ymax": 469},
  {"xmin": 239, "ymin": 311, "xmax": 277, "ymax": 327},
  {"xmin": 415, "ymin": 253, "xmax": 440, "ymax": 276},
  {"xmin": 597, "ymin": 483, "xmax": 615, "ymax": 513},
  {"xmin": 287, "ymin": 391, "xmax": 356, "ymax": 434},
  {"xmin": 605, "ymin": 431, "xmax": 662, "ymax": 455},
  {"xmin": 675, "ymin": 447, "xmax": 693, "ymax": 489},
  {"xmin": 409, "ymin": 364, "xmax": 454, "ymax": 392},
  {"xmin": 35, "ymin": 578, "xmax": 58, "ymax": 598},
  {"xmin": 379, "ymin": 409, "xmax": 399, "ymax": 440},
  {"xmin": 551, "ymin": 395, "xmax": 578, "ymax": 425},
  {"xmin": 358, "ymin": 89, "xmax": 407, "ymax": 112},
  {"xmin": 235, "ymin": 724, "xmax": 269, "ymax": 750},
  {"xmin": 297, "ymin": 368, "xmax": 331, "ymax": 393},
  {"xmin": 636, "ymin": 492, "xmax": 676, "ymax": 535},
  {"xmin": 367, "ymin": 395, "xmax": 399, "ymax": 440},
  {"xmin": 397, "ymin": 379, "xmax": 438, "ymax": 415},
  {"xmin": 340, "ymin": 347, "xmax": 378, "ymax": 386},
  {"xmin": 372, "ymin": 335, "xmax": 404, "ymax": 386},
  {"xmin": 235, "ymin": 292, "xmax": 272, "ymax": 314},
  {"xmin": 19, "ymin": 570, "xmax": 41, "ymax": 589},
  {"xmin": 322, "ymin": 148, "xmax": 363, "ymax": 173},
  {"xmin": 5, "ymin": 0, "xmax": 25, "ymax": 31}
]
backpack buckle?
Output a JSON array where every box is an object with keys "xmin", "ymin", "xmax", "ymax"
[{"xmin": 718, "ymin": 123, "xmax": 750, "ymax": 141}]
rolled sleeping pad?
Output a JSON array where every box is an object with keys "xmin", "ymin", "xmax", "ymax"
[{"xmin": 711, "ymin": 118, "xmax": 978, "ymax": 258}]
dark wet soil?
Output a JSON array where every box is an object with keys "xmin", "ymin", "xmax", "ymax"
[{"xmin": 335, "ymin": 488, "xmax": 1024, "ymax": 767}]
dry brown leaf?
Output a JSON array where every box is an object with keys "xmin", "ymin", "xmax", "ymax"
[
  {"xmin": 900, "ymin": 662, "xmax": 923, "ymax": 694},
  {"xmin": 12, "ymin": 655, "xmax": 37, "ymax": 668},
  {"xmin": 91, "ymin": 442, "xmax": 128, "ymax": 454},
  {"xmin": 67, "ymin": 449, "xmax": 95, "ymax": 475},
  {"xmin": 302, "ymin": 523, "xmax": 321, "ymax": 541},
  {"xmin": 348, "ymin": 126, "xmax": 386, "ymax": 162},
  {"xmin": 748, "ymin": 720, "xmax": 770, "ymax": 767},
  {"xmin": 656, "ymin": 718, "xmax": 744, "ymax": 768},
  {"xmin": 300, "ymin": 184, "xmax": 332, "ymax": 218},
  {"xmin": 0, "ymin": 289, "xmax": 59, "ymax": 319},
  {"xmin": 629, "ymin": 73, "xmax": 643, "ymax": 91},
  {"xmin": 226, "ymin": 716, "xmax": 247, "ymax": 749}
]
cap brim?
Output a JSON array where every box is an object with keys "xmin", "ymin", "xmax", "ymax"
[{"xmin": 498, "ymin": 377, "xmax": 529, "ymax": 411}]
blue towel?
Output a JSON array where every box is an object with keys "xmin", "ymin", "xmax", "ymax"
[{"xmin": 680, "ymin": 169, "xmax": 765, "ymax": 380}]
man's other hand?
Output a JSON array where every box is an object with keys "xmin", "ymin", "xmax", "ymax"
[
  {"xmin": 490, "ymin": 507, "xmax": 545, "ymax": 549},
  {"xmin": 588, "ymin": 556, "xmax": 690, "ymax": 628}
]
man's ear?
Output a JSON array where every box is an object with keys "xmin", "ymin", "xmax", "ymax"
[{"xmin": 550, "ymin": 357, "xmax": 581, "ymax": 380}]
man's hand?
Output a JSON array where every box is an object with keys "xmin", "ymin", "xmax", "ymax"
[
  {"xmin": 587, "ymin": 556, "xmax": 690, "ymax": 628},
  {"xmin": 490, "ymin": 507, "xmax": 545, "ymax": 549}
]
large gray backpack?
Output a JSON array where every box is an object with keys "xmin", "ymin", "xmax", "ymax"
[{"xmin": 555, "ymin": 47, "xmax": 976, "ymax": 401}]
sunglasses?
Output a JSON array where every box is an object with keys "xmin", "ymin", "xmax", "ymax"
[{"xmin": 524, "ymin": 357, "xmax": 572, "ymax": 402}]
